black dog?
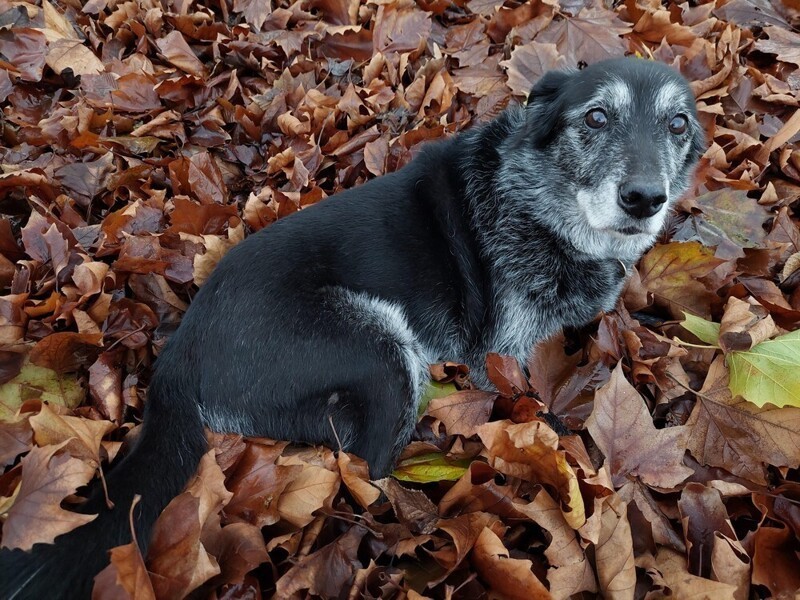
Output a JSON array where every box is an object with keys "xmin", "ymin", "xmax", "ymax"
[{"xmin": 1, "ymin": 57, "xmax": 703, "ymax": 598}]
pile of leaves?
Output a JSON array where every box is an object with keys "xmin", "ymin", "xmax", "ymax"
[{"xmin": 1, "ymin": 0, "xmax": 800, "ymax": 597}]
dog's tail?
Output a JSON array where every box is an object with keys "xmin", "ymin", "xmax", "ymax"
[{"xmin": 0, "ymin": 374, "xmax": 207, "ymax": 599}]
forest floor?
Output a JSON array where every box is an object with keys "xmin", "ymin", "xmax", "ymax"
[{"xmin": 1, "ymin": 0, "xmax": 800, "ymax": 598}]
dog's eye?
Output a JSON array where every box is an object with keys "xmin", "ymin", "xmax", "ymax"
[
  {"xmin": 585, "ymin": 109, "xmax": 607, "ymax": 129},
  {"xmin": 669, "ymin": 114, "xmax": 688, "ymax": 135}
]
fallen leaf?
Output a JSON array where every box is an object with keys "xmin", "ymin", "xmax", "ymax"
[
  {"xmin": 0, "ymin": 359, "xmax": 85, "ymax": 422},
  {"xmin": 639, "ymin": 242, "xmax": 726, "ymax": 318},
  {"xmin": 1, "ymin": 442, "xmax": 97, "ymax": 550},
  {"xmin": 727, "ymin": 329, "xmax": 800, "ymax": 408},
  {"xmin": 586, "ymin": 363, "xmax": 693, "ymax": 490},
  {"xmin": 685, "ymin": 356, "xmax": 800, "ymax": 484},
  {"xmin": 471, "ymin": 526, "xmax": 551, "ymax": 599}
]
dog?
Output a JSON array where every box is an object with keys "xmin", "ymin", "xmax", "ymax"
[{"xmin": 0, "ymin": 57, "xmax": 703, "ymax": 598}]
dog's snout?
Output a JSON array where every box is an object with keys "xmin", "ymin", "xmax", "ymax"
[{"xmin": 617, "ymin": 181, "xmax": 667, "ymax": 219}]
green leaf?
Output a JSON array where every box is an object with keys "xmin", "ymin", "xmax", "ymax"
[
  {"xmin": 727, "ymin": 330, "xmax": 800, "ymax": 408},
  {"xmin": 0, "ymin": 359, "xmax": 85, "ymax": 422},
  {"xmin": 392, "ymin": 452, "xmax": 470, "ymax": 483},
  {"xmin": 417, "ymin": 381, "xmax": 457, "ymax": 417},
  {"xmin": 680, "ymin": 312, "xmax": 721, "ymax": 346}
]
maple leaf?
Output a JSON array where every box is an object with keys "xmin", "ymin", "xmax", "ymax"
[
  {"xmin": 727, "ymin": 330, "xmax": 800, "ymax": 408},
  {"xmin": 586, "ymin": 363, "xmax": 693, "ymax": 490},
  {"xmin": 500, "ymin": 41, "xmax": 567, "ymax": 98},
  {"xmin": 535, "ymin": 8, "xmax": 631, "ymax": 67},
  {"xmin": 1, "ymin": 442, "xmax": 97, "ymax": 550}
]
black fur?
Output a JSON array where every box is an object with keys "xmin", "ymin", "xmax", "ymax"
[{"xmin": 0, "ymin": 57, "xmax": 702, "ymax": 599}]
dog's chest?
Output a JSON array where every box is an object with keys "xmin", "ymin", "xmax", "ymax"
[{"xmin": 491, "ymin": 258, "xmax": 626, "ymax": 361}]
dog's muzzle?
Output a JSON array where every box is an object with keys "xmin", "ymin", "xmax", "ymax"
[{"xmin": 617, "ymin": 180, "xmax": 667, "ymax": 219}]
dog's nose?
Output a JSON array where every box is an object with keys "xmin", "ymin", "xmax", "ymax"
[{"xmin": 617, "ymin": 182, "xmax": 667, "ymax": 219}]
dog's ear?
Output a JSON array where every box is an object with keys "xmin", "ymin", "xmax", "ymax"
[{"xmin": 525, "ymin": 70, "xmax": 573, "ymax": 148}]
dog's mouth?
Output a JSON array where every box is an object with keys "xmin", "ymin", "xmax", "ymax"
[{"xmin": 613, "ymin": 225, "xmax": 647, "ymax": 236}]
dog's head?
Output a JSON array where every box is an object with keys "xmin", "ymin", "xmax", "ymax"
[{"xmin": 511, "ymin": 58, "xmax": 704, "ymax": 259}]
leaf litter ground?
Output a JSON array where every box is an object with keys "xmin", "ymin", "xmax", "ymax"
[{"xmin": 1, "ymin": 0, "xmax": 800, "ymax": 598}]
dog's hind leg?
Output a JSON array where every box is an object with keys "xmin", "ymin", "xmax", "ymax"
[
  {"xmin": 315, "ymin": 289, "xmax": 430, "ymax": 477},
  {"xmin": 195, "ymin": 286, "xmax": 430, "ymax": 478}
]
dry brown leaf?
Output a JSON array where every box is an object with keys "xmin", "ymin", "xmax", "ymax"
[
  {"xmin": 478, "ymin": 419, "xmax": 584, "ymax": 529},
  {"xmin": 274, "ymin": 526, "xmax": 366, "ymax": 598},
  {"xmin": 654, "ymin": 547, "xmax": 737, "ymax": 599},
  {"xmin": 92, "ymin": 539, "xmax": 156, "ymax": 600},
  {"xmin": 586, "ymin": 363, "xmax": 693, "ymax": 490},
  {"xmin": 594, "ymin": 493, "xmax": 636, "ymax": 600},
  {"xmin": 29, "ymin": 402, "xmax": 114, "ymax": 464},
  {"xmin": 513, "ymin": 489, "xmax": 597, "ymax": 599},
  {"xmin": 275, "ymin": 461, "xmax": 339, "ymax": 528},
  {"xmin": 685, "ymin": 356, "xmax": 800, "ymax": 484},
  {"xmin": 427, "ymin": 390, "xmax": 496, "ymax": 437},
  {"xmin": 337, "ymin": 451, "xmax": 380, "ymax": 508},
  {"xmin": 1, "ymin": 442, "xmax": 97, "ymax": 550},
  {"xmin": 46, "ymin": 39, "xmax": 104, "ymax": 76},
  {"xmin": 718, "ymin": 296, "xmax": 778, "ymax": 352},
  {"xmin": 471, "ymin": 526, "xmax": 551, "ymax": 600},
  {"xmin": 639, "ymin": 242, "xmax": 726, "ymax": 319}
]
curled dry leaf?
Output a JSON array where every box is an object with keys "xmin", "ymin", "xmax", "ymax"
[
  {"xmin": 373, "ymin": 477, "xmax": 438, "ymax": 535},
  {"xmin": 513, "ymin": 489, "xmax": 598, "ymax": 599},
  {"xmin": 470, "ymin": 527, "xmax": 550, "ymax": 600},
  {"xmin": 677, "ymin": 482, "xmax": 749, "ymax": 597},
  {"xmin": 146, "ymin": 452, "xmax": 230, "ymax": 598},
  {"xmin": 477, "ymin": 420, "xmax": 585, "ymax": 529},
  {"xmin": 718, "ymin": 296, "xmax": 777, "ymax": 352},
  {"xmin": 337, "ymin": 451, "xmax": 380, "ymax": 508},
  {"xmin": 654, "ymin": 547, "xmax": 737, "ymax": 600},
  {"xmin": 594, "ymin": 493, "xmax": 636, "ymax": 600}
]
